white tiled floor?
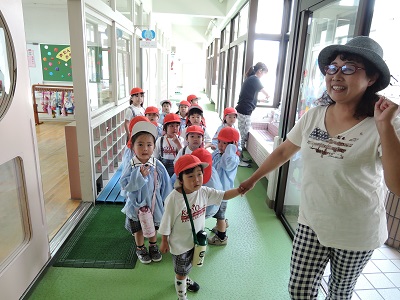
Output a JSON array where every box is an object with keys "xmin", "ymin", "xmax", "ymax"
[{"xmin": 322, "ymin": 244, "xmax": 400, "ymax": 300}]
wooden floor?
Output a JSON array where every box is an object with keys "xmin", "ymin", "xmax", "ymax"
[{"xmin": 35, "ymin": 122, "xmax": 81, "ymax": 240}]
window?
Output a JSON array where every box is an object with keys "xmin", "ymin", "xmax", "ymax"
[
  {"xmin": 86, "ymin": 16, "xmax": 112, "ymax": 111},
  {"xmin": 256, "ymin": 0, "xmax": 284, "ymax": 34},
  {"xmin": 116, "ymin": 29, "xmax": 131, "ymax": 101},
  {"xmin": 0, "ymin": 12, "xmax": 15, "ymax": 120}
]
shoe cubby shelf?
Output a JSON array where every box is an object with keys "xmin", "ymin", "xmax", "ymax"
[{"xmin": 92, "ymin": 109, "xmax": 126, "ymax": 194}]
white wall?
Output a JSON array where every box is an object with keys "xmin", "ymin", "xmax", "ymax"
[
  {"xmin": 22, "ymin": 5, "xmax": 70, "ymax": 44},
  {"xmin": 172, "ymin": 41, "xmax": 205, "ymax": 95}
]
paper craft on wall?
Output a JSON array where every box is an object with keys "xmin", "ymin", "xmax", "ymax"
[{"xmin": 40, "ymin": 44, "xmax": 73, "ymax": 82}]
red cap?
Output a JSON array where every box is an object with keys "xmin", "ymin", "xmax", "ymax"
[
  {"xmin": 188, "ymin": 105, "xmax": 203, "ymax": 113},
  {"xmin": 186, "ymin": 125, "xmax": 204, "ymax": 136},
  {"xmin": 218, "ymin": 127, "xmax": 239, "ymax": 143},
  {"xmin": 130, "ymin": 87, "xmax": 144, "ymax": 95},
  {"xmin": 224, "ymin": 107, "xmax": 237, "ymax": 118},
  {"xmin": 174, "ymin": 154, "xmax": 209, "ymax": 177},
  {"xmin": 163, "ymin": 113, "xmax": 181, "ymax": 125},
  {"xmin": 144, "ymin": 106, "xmax": 159, "ymax": 116},
  {"xmin": 191, "ymin": 148, "xmax": 212, "ymax": 184},
  {"xmin": 177, "ymin": 100, "xmax": 191, "ymax": 107},
  {"xmin": 187, "ymin": 94, "xmax": 199, "ymax": 103}
]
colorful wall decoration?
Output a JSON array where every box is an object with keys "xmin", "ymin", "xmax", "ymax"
[{"xmin": 40, "ymin": 44, "xmax": 73, "ymax": 82}]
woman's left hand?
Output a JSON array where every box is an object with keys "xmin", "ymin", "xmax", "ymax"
[{"xmin": 374, "ymin": 96, "xmax": 399, "ymax": 124}]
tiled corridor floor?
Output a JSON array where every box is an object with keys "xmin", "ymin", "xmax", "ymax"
[{"xmin": 323, "ymin": 244, "xmax": 400, "ymax": 300}]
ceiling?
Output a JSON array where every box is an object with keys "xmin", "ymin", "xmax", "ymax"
[{"xmin": 21, "ymin": 0, "xmax": 246, "ymax": 43}]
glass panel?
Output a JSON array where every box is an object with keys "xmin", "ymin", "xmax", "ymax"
[
  {"xmin": 0, "ymin": 158, "xmax": 28, "ymax": 266},
  {"xmin": 253, "ymin": 40, "xmax": 279, "ymax": 107},
  {"xmin": 117, "ymin": 29, "xmax": 131, "ymax": 100},
  {"xmin": 256, "ymin": 0, "xmax": 284, "ymax": 34},
  {"xmin": 0, "ymin": 12, "xmax": 15, "ymax": 120},
  {"xmin": 370, "ymin": 1, "xmax": 400, "ymax": 104},
  {"xmin": 233, "ymin": 42, "xmax": 245, "ymax": 104},
  {"xmin": 227, "ymin": 47, "xmax": 237, "ymax": 107},
  {"xmin": 238, "ymin": 3, "xmax": 249, "ymax": 37},
  {"xmin": 116, "ymin": 0, "xmax": 132, "ymax": 20},
  {"xmin": 86, "ymin": 16, "xmax": 112, "ymax": 111},
  {"xmin": 283, "ymin": 0, "xmax": 359, "ymax": 231}
]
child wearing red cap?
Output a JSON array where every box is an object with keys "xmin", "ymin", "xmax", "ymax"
[
  {"xmin": 181, "ymin": 105, "xmax": 212, "ymax": 148},
  {"xmin": 208, "ymin": 127, "xmax": 240, "ymax": 245},
  {"xmin": 174, "ymin": 125, "xmax": 204, "ymax": 163},
  {"xmin": 158, "ymin": 154, "xmax": 241, "ymax": 300},
  {"xmin": 159, "ymin": 99, "xmax": 172, "ymax": 125},
  {"xmin": 154, "ymin": 113, "xmax": 184, "ymax": 176},
  {"xmin": 124, "ymin": 87, "xmax": 145, "ymax": 142},
  {"xmin": 145, "ymin": 106, "xmax": 163, "ymax": 138},
  {"xmin": 176, "ymin": 100, "xmax": 191, "ymax": 132},
  {"xmin": 186, "ymin": 94, "xmax": 199, "ymax": 106},
  {"xmin": 120, "ymin": 117, "xmax": 172, "ymax": 264}
]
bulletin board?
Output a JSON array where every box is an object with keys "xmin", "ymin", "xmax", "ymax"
[{"xmin": 40, "ymin": 44, "xmax": 73, "ymax": 82}]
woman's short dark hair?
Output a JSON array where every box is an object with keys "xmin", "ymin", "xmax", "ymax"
[
  {"xmin": 178, "ymin": 165, "xmax": 204, "ymax": 182},
  {"xmin": 130, "ymin": 132, "xmax": 155, "ymax": 149},
  {"xmin": 315, "ymin": 52, "xmax": 380, "ymax": 118}
]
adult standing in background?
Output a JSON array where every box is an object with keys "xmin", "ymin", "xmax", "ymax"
[{"xmin": 235, "ymin": 62, "xmax": 269, "ymax": 167}]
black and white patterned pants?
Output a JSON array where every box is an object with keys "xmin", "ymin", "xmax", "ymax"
[
  {"xmin": 289, "ymin": 224, "xmax": 373, "ymax": 300},
  {"xmin": 237, "ymin": 113, "xmax": 252, "ymax": 148}
]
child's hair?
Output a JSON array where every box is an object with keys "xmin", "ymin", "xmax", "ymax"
[
  {"xmin": 131, "ymin": 131, "xmax": 156, "ymax": 149},
  {"xmin": 186, "ymin": 107, "xmax": 205, "ymax": 127},
  {"xmin": 178, "ymin": 165, "xmax": 204, "ymax": 182}
]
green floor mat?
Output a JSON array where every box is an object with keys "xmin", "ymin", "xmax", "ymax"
[{"xmin": 53, "ymin": 204, "xmax": 137, "ymax": 269}]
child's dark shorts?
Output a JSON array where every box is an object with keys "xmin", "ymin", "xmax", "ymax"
[
  {"xmin": 125, "ymin": 216, "xmax": 159, "ymax": 234},
  {"xmin": 172, "ymin": 248, "xmax": 194, "ymax": 276},
  {"xmin": 212, "ymin": 200, "xmax": 227, "ymax": 220}
]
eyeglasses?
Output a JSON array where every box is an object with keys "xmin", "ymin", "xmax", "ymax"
[
  {"xmin": 131, "ymin": 93, "xmax": 144, "ymax": 97},
  {"xmin": 324, "ymin": 64, "xmax": 365, "ymax": 75}
]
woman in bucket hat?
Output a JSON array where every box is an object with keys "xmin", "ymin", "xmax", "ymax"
[
  {"xmin": 158, "ymin": 154, "xmax": 242, "ymax": 300},
  {"xmin": 240, "ymin": 36, "xmax": 400, "ymax": 299}
]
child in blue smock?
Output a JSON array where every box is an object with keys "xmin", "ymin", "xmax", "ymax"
[
  {"xmin": 120, "ymin": 118, "xmax": 172, "ymax": 264},
  {"xmin": 120, "ymin": 116, "xmax": 151, "ymax": 198},
  {"xmin": 208, "ymin": 127, "xmax": 240, "ymax": 245},
  {"xmin": 211, "ymin": 107, "xmax": 242, "ymax": 152}
]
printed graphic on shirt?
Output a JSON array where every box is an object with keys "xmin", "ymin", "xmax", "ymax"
[
  {"xmin": 307, "ymin": 127, "xmax": 359, "ymax": 159},
  {"xmin": 181, "ymin": 203, "xmax": 206, "ymax": 223}
]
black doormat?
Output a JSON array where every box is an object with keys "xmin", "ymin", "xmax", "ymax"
[{"xmin": 53, "ymin": 204, "xmax": 137, "ymax": 269}]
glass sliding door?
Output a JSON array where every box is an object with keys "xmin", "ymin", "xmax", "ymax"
[{"xmin": 281, "ymin": 0, "xmax": 361, "ymax": 232}]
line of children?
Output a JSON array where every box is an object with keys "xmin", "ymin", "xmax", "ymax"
[
  {"xmin": 119, "ymin": 117, "xmax": 172, "ymax": 264},
  {"xmin": 159, "ymin": 154, "xmax": 242, "ymax": 300},
  {"xmin": 120, "ymin": 96, "xmax": 244, "ymax": 284},
  {"xmin": 124, "ymin": 87, "xmax": 145, "ymax": 142}
]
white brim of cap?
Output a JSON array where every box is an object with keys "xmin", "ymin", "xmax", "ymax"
[{"xmin": 131, "ymin": 121, "xmax": 158, "ymax": 139}]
